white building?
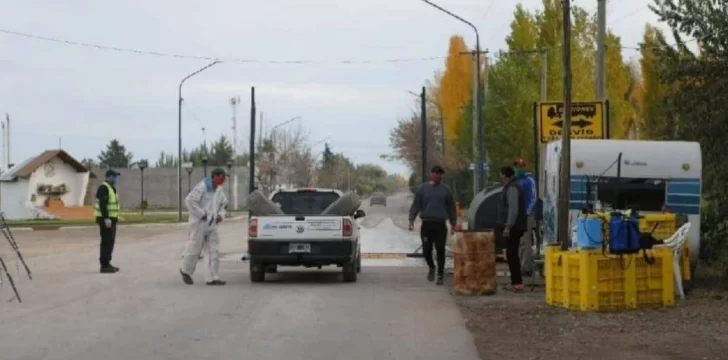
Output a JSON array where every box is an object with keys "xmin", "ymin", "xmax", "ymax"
[{"xmin": 0, "ymin": 150, "xmax": 96, "ymax": 220}]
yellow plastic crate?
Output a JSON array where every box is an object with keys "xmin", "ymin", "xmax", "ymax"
[
  {"xmin": 639, "ymin": 213, "xmax": 677, "ymax": 241},
  {"xmin": 545, "ymin": 246, "xmax": 675, "ymax": 311},
  {"xmin": 600, "ymin": 213, "xmax": 691, "ymax": 283}
]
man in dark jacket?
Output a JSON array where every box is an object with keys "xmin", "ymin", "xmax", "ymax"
[
  {"xmin": 408, "ymin": 165, "xmax": 457, "ymax": 285},
  {"xmin": 94, "ymin": 169, "xmax": 121, "ymax": 274},
  {"xmin": 496, "ymin": 166, "xmax": 527, "ymax": 291}
]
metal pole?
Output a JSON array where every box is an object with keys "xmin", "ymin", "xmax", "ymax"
[
  {"xmin": 477, "ymin": 42, "xmax": 486, "ymax": 191},
  {"xmin": 231, "ymin": 96, "xmax": 239, "ymax": 211},
  {"xmin": 140, "ymin": 168, "xmax": 145, "ymax": 216},
  {"xmin": 249, "ymin": 87, "xmax": 256, "ymax": 195},
  {"xmin": 471, "ymin": 51, "xmax": 478, "ymax": 197},
  {"xmin": 420, "ymin": 0, "xmax": 482, "ymax": 187},
  {"xmin": 596, "ymin": 0, "xmax": 606, "ymax": 101},
  {"xmin": 558, "ymin": 0, "xmax": 573, "ymax": 251},
  {"xmin": 421, "ymin": 86, "xmax": 428, "ymax": 184},
  {"xmin": 177, "ymin": 60, "xmax": 220, "ymax": 222},
  {"xmin": 541, "ymin": 49, "xmax": 548, "ymax": 102}
]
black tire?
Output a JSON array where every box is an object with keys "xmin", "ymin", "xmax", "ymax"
[
  {"xmin": 343, "ymin": 261, "xmax": 357, "ymax": 282},
  {"xmin": 265, "ymin": 264, "xmax": 278, "ymax": 274},
  {"xmin": 250, "ymin": 262, "xmax": 265, "ymax": 283},
  {"xmin": 356, "ymin": 253, "xmax": 362, "ymax": 273}
]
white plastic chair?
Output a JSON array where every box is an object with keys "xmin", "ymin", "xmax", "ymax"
[{"xmin": 660, "ymin": 222, "xmax": 691, "ymax": 300}]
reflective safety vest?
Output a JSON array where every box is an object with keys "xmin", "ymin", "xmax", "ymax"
[{"xmin": 93, "ymin": 182, "xmax": 119, "ymax": 218}]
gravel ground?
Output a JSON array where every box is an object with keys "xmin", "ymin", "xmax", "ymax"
[{"xmin": 450, "ymin": 271, "xmax": 728, "ymax": 360}]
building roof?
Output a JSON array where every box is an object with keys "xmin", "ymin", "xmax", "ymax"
[{"xmin": 0, "ymin": 150, "xmax": 96, "ymax": 182}]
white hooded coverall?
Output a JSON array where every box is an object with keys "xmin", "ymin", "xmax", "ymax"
[{"xmin": 180, "ymin": 178, "xmax": 228, "ymax": 282}]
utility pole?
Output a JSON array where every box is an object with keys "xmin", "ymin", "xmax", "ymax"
[
  {"xmin": 230, "ymin": 96, "xmax": 240, "ymax": 210},
  {"xmin": 596, "ymin": 0, "xmax": 606, "ymax": 101},
  {"xmin": 540, "ymin": 49, "xmax": 548, "ymax": 102},
  {"xmin": 420, "ymin": 86, "xmax": 428, "ymax": 184},
  {"xmin": 5, "ymin": 113, "xmax": 10, "ymax": 169},
  {"xmin": 558, "ymin": 0, "xmax": 574, "ymax": 251},
  {"xmin": 461, "ymin": 49, "xmax": 488, "ymax": 195},
  {"xmin": 249, "ymin": 87, "xmax": 256, "ymax": 195}
]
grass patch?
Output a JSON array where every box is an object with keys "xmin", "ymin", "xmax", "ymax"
[{"xmin": 7, "ymin": 213, "xmax": 189, "ymax": 228}]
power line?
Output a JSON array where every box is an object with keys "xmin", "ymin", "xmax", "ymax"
[
  {"xmin": 610, "ymin": 6, "xmax": 645, "ymax": 25},
  {"xmin": 0, "ymin": 28, "xmax": 445, "ymax": 64},
  {"xmin": 619, "ymin": 30, "xmax": 721, "ymax": 51}
]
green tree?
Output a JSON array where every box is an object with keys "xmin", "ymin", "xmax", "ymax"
[
  {"xmin": 650, "ymin": 0, "xmax": 728, "ymax": 280},
  {"xmin": 98, "ymin": 139, "xmax": 133, "ymax": 168},
  {"xmin": 155, "ymin": 151, "xmax": 176, "ymax": 168},
  {"xmin": 210, "ymin": 135, "xmax": 234, "ymax": 166}
]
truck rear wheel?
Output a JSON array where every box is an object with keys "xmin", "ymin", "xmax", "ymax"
[
  {"xmin": 343, "ymin": 261, "xmax": 357, "ymax": 282},
  {"xmin": 265, "ymin": 264, "xmax": 278, "ymax": 274},
  {"xmin": 250, "ymin": 262, "xmax": 265, "ymax": 283}
]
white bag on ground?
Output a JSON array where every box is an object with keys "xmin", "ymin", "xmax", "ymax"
[{"xmin": 247, "ymin": 190, "xmax": 284, "ymax": 216}]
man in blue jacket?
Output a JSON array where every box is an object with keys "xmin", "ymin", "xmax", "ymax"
[{"xmin": 514, "ymin": 158, "xmax": 537, "ymax": 276}]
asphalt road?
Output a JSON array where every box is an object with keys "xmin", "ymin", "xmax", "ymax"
[{"xmin": 0, "ymin": 192, "xmax": 479, "ymax": 360}]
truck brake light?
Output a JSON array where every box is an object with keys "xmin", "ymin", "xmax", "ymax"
[
  {"xmin": 249, "ymin": 219, "xmax": 258, "ymax": 238},
  {"xmin": 342, "ymin": 218, "xmax": 353, "ymax": 237}
]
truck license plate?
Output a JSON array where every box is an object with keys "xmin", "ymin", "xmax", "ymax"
[{"xmin": 289, "ymin": 243, "xmax": 311, "ymax": 253}]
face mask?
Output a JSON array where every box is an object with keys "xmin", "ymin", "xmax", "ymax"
[
  {"xmin": 213, "ymin": 176, "xmax": 225, "ymax": 186},
  {"xmin": 514, "ymin": 168, "xmax": 526, "ymax": 177},
  {"xmin": 430, "ymin": 173, "xmax": 442, "ymax": 184},
  {"xmin": 109, "ymin": 176, "xmax": 118, "ymax": 185}
]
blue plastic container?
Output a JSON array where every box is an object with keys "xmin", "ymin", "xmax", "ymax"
[
  {"xmin": 608, "ymin": 212, "xmax": 640, "ymax": 254},
  {"xmin": 576, "ymin": 216, "xmax": 603, "ymax": 248}
]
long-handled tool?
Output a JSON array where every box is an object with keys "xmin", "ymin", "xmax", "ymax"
[
  {"xmin": 0, "ymin": 255, "xmax": 22, "ymax": 303},
  {"xmin": 0, "ymin": 212, "xmax": 32, "ymax": 280}
]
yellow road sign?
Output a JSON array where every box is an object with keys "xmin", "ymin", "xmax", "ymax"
[{"xmin": 538, "ymin": 101, "xmax": 605, "ymax": 144}]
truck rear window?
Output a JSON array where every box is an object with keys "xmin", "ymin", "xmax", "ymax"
[{"xmin": 271, "ymin": 191, "xmax": 340, "ymax": 215}]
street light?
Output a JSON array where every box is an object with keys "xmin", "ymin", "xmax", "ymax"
[
  {"xmin": 202, "ymin": 155, "xmax": 209, "ymax": 177},
  {"xmin": 268, "ymin": 116, "xmax": 302, "ymax": 190},
  {"xmin": 226, "ymin": 159, "xmax": 233, "ymax": 217},
  {"xmin": 183, "ymin": 162, "xmax": 194, "ymax": 194},
  {"xmin": 177, "ymin": 60, "xmax": 222, "ymax": 222},
  {"xmin": 421, "ymin": 0, "xmax": 485, "ymax": 191},
  {"xmin": 138, "ymin": 160, "xmax": 148, "ymax": 216}
]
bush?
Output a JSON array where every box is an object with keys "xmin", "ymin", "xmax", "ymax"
[{"xmin": 140, "ymin": 199, "xmax": 149, "ymax": 210}]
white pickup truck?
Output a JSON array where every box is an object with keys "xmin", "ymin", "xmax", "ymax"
[{"xmin": 247, "ymin": 188, "xmax": 366, "ymax": 283}]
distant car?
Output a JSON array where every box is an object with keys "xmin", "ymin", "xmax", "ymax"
[{"xmin": 370, "ymin": 192, "xmax": 387, "ymax": 206}]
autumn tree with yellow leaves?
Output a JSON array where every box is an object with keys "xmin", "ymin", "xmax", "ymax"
[{"xmin": 438, "ymin": 35, "xmax": 473, "ymax": 144}]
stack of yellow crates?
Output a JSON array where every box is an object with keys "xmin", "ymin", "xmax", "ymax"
[{"xmin": 545, "ymin": 246, "xmax": 675, "ymax": 311}]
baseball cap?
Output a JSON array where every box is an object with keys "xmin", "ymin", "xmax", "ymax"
[
  {"xmin": 105, "ymin": 169, "xmax": 121, "ymax": 177},
  {"xmin": 430, "ymin": 165, "xmax": 445, "ymax": 174},
  {"xmin": 514, "ymin": 158, "xmax": 526, "ymax": 168},
  {"xmin": 211, "ymin": 167, "xmax": 227, "ymax": 176}
]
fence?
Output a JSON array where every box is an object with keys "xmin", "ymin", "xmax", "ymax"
[{"xmin": 88, "ymin": 166, "xmax": 250, "ymax": 210}]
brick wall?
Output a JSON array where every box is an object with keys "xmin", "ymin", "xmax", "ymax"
[{"xmin": 88, "ymin": 166, "xmax": 250, "ymax": 210}]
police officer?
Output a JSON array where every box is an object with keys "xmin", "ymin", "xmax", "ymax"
[{"xmin": 94, "ymin": 169, "xmax": 121, "ymax": 274}]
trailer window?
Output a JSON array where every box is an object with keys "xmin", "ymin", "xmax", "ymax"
[
  {"xmin": 594, "ymin": 177, "xmax": 666, "ymax": 212},
  {"xmin": 271, "ymin": 191, "xmax": 340, "ymax": 215}
]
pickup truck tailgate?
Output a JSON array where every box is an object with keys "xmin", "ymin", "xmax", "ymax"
[{"xmin": 257, "ymin": 216, "xmax": 344, "ymax": 240}]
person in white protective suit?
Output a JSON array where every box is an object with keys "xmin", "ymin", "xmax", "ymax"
[{"xmin": 179, "ymin": 167, "xmax": 229, "ymax": 286}]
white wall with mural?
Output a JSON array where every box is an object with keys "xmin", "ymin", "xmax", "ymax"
[{"xmin": 27, "ymin": 157, "xmax": 89, "ymax": 208}]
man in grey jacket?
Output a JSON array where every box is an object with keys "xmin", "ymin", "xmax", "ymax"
[
  {"xmin": 408, "ymin": 165, "xmax": 457, "ymax": 286},
  {"xmin": 496, "ymin": 166, "xmax": 527, "ymax": 292}
]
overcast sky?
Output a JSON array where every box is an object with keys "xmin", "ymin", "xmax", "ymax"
[{"xmin": 0, "ymin": 0, "xmax": 671, "ymax": 176}]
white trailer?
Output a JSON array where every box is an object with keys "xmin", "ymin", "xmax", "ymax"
[{"xmin": 541, "ymin": 139, "xmax": 702, "ymax": 266}]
